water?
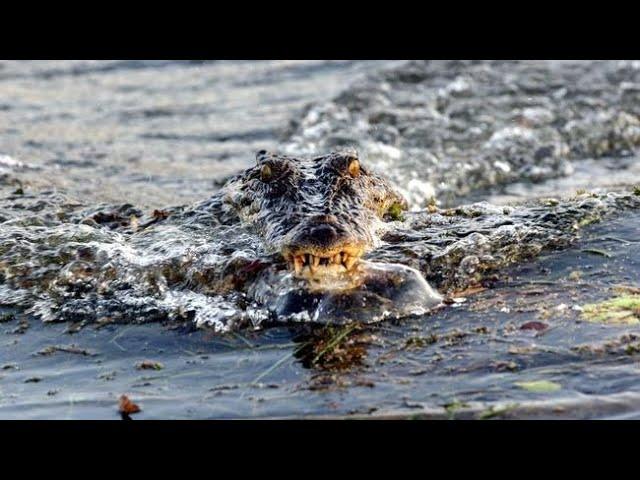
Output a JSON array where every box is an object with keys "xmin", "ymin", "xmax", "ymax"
[
  {"xmin": 0, "ymin": 60, "xmax": 396, "ymax": 208},
  {"xmin": 1, "ymin": 60, "xmax": 640, "ymax": 418}
]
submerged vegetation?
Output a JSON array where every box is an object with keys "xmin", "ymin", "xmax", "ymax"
[{"xmin": 294, "ymin": 324, "xmax": 369, "ymax": 371}]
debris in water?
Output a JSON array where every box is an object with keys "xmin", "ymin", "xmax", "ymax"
[
  {"xmin": 443, "ymin": 399, "xmax": 471, "ymax": 419},
  {"xmin": 573, "ymin": 334, "xmax": 640, "ymax": 356},
  {"xmin": 10, "ymin": 320, "xmax": 29, "ymax": 334},
  {"xmin": 613, "ymin": 285, "xmax": 640, "ymax": 295},
  {"xmin": 477, "ymin": 403, "xmax": 520, "ymax": 420},
  {"xmin": 404, "ymin": 334, "xmax": 438, "ymax": 350},
  {"xmin": 567, "ymin": 271, "xmax": 583, "ymax": 281},
  {"xmin": 520, "ymin": 321, "xmax": 549, "ymax": 331},
  {"xmin": 515, "ymin": 380, "xmax": 561, "ymax": 393},
  {"xmin": 118, "ymin": 395, "xmax": 141, "ymax": 416},
  {"xmin": 492, "ymin": 360, "xmax": 519, "ymax": 372},
  {"xmin": 36, "ymin": 345, "xmax": 96, "ymax": 356},
  {"xmin": 295, "ymin": 324, "xmax": 369, "ymax": 371},
  {"xmin": 136, "ymin": 360, "xmax": 164, "ymax": 370},
  {"xmin": 98, "ymin": 371, "xmax": 117, "ymax": 381},
  {"xmin": 581, "ymin": 248, "xmax": 612, "ymax": 258}
]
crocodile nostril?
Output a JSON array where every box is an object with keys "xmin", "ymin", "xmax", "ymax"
[
  {"xmin": 309, "ymin": 224, "xmax": 338, "ymax": 244},
  {"xmin": 311, "ymin": 214, "xmax": 338, "ymax": 224}
]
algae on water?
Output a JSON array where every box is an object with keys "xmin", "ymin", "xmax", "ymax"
[
  {"xmin": 581, "ymin": 294, "xmax": 640, "ymax": 325},
  {"xmin": 515, "ymin": 380, "xmax": 562, "ymax": 393}
]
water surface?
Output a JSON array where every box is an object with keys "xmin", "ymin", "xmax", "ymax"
[{"xmin": 1, "ymin": 60, "xmax": 640, "ymax": 419}]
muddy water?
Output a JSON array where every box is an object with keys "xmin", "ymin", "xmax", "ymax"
[{"xmin": 1, "ymin": 60, "xmax": 640, "ymax": 419}]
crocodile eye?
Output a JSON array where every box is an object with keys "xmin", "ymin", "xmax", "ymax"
[
  {"xmin": 260, "ymin": 164, "xmax": 273, "ymax": 182},
  {"xmin": 329, "ymin": 153, "xmax": 360, "ymax": 176},
  {"xmin": 347, "ymin": 158, "xmax": 360, "ymax": 177}
]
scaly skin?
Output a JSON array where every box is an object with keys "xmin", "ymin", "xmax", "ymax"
[{"xmin": 220, "ymin": 150, "xmax": 407, "ymax": 281}]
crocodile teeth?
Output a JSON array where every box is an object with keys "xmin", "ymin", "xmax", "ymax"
[
  {"xmin": 343, "ymin": 254, "xmax": 357, "ymax": 271},
  {"xmin": 286, "ymin": 248, "xmax": 362, "ymax": 277}
]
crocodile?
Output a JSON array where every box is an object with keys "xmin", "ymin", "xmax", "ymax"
[
  {"xmin": 0, "ymin": 149, "xmax": 639, "ymax": 330},
  {"xmin": 218, "ymin": 149, "xmax": 408, "ymax": 285},
  {"xmin": 213, "ymin": 150, "xmax": 640, "ymax": 296}
]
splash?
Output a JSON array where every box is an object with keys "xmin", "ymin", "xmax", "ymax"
[
  {"xmin": 282, "ymin": 60, "xmax": 640, "ymax": 207},
  {"xmin": 2, "ymin": 61, "xmax": 640, "ymax": 332}
]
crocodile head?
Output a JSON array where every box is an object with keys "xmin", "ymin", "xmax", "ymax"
[{"xmin": 221, "ymin": 150, "xmax": 407, "ymax": 283}]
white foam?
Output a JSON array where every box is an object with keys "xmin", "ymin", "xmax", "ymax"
[{"xmin": 0, "ymin": 154, "xmax": 25, "ymax": 172}]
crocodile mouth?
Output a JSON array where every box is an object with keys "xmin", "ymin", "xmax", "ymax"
[{"xmin": 282, "ymin": 245, "xmax": 365, "ymax": 280}]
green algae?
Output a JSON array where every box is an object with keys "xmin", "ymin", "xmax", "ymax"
[
  {"xmin": 443, "ymin": 399, "xmax": 470, "ymax": 419},
  {"xmin": 577, "ymin": 215, "xmax": 602, "ymax": 228},
  {"xmin": 385, "ymin": 202, "xmax": 405, "ymax": 222},
  {"xmin": 515, "ymin": 380, "xmax": 562, "ymax": 393},
  {"xmin": 478, "ymin": 403, "xmax": 520, "ymax": 420},
  {"xmin": 581, "ymin": 294, "xmax": 640, "ymax": 325}
]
